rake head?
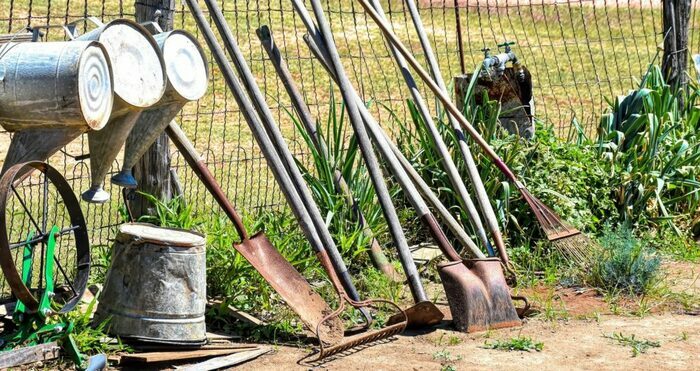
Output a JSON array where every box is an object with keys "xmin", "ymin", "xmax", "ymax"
[
  {"xmin": 312, "ymin": 296, "xmax": 407, "ymax": 362},
  {"xmin": 519, "ymin": 186, "xmax": 596, "ymax": 265}
]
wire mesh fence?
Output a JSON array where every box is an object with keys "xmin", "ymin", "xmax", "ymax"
[{"xmin": 0, "ymin": 0, "xmax": 696, "ymax": 274}]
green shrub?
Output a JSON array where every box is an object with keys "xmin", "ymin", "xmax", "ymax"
[
  {"xmin": 597, "ymin": 65, "xmax": 700, "ymax": 232},
  {"xmin": 588, "ymin": 227, "xmax": 660, "ymax": 295}
]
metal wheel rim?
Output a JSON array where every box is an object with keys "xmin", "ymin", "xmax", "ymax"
[{"xmin": 0, "ymin": 161, "xmax": 90, "ymax": 314}]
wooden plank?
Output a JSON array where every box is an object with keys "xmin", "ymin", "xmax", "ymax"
[
  {"xmin": 176, "ymin": 347, "xmax": 269, "ymax": 371},
  {"xmin": 119, "ymin": 348, "xmax": 248, "ymax": 364},
  {"xmin": 208, "ymin": 300, "xmax": 265, "ymax": 326},
  {"xmin": 0, "ymin": 342, "xmax": 60, "ymax": 369},
  {"xmin": 131, "ymin": 343, "xmax": 257, "ymax": 352},
  {"xmin": 0, "ymin": 33, "xmax": 33, "ymax": 45}
]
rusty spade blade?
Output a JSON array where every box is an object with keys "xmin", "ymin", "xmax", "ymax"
[
  {"xmin": 438, "ymin": 258, "xmax": 520, "ymax": 333},
  {"xmin": 236, "ymin": 232, "xmax": 344, "ymax": 344},
  {"xmin": 166, "ymin": 121, "xmax": 344, "ymax": 345}
]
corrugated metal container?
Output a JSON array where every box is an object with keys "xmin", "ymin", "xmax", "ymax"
[
  {"xmin": 95, "ymin": 223, "xmax": 207, "ymax": 345},
  {"xmin": 0, "ymin": 40, "xmax": 113, "ymax": 131}
]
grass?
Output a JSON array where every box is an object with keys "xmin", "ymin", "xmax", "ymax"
[
  {"xmin": 604, "ymin": 332, "xmax": 660, "ymax": 357},
  {"xmin": 483, "ymin": 336, "xmax": 544, "ymax": 352},
  {"xmin": 0, "ymin": 1, "xmax": 665, "ymax": 231}
]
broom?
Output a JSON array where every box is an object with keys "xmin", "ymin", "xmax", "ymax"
[{"xmin": 357, "ymin": 0, "xmax": 595, "ymax": 264}]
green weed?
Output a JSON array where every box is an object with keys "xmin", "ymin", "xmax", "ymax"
[
  {"xmin": 433, "ymin": 349, "xmax": 463, "ymax": 365},
  {"xmin": 483, "ymin": 336, "xmax": 544, "ymax": 352},
  {"xmin": 604, "ymin": 332, "xmax": 660, "ymax": 357},
  {"xmin": 588, "ymin": 227, "xmax": 661, "ymax": 296}
]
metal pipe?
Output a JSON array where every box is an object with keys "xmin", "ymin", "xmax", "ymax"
[
  {"xmin": 298, "ymin": 0, "xmax": 427, "ymax": 303},
  {"xmin": 182, "ymin": 0, "xmax": 325, "ymax": 258},
  {"xmin": 366, "ymin": 0, "xmax": 492, "ymax": 256},
  {"xmin": 302, "ymin": 33, "xmax": 483, "ymax": 260},
  {"xmin": 256, "ymin": 25, "xmax": 399, "ymax": 280},
  {"xmin": 202, "ymin": 0, "xmax": 366, "ymax": 308},
  {"xmin": 393, "ymin": 0, "xmax": 509, "ymax": 264}
]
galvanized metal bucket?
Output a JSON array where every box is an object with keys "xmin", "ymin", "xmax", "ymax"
[
  {"xmin": 112, "ymin": 29, "xmax": 209, "ymax": 188},
  {"xmin": 75, "ymin": 18, "xmax": 167, "ymax": 203},
  {"xmin": 94, "ymin": 223, "xmax": 207, "ymax": 345},
  {"xmin": 0, "ymin": 40, "xmax": 114, "ymax": 177}
]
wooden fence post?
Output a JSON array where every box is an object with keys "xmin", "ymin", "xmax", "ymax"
[
  {"xmin": 131, "ymin": 0, "xmax": 177, "ymax": 217},
  {"xmin": 662, "ymin": 0, "xmax": 691, "ymax": 92}
]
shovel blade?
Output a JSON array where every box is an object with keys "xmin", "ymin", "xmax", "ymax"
[
  {"xmin": 386, "ymin": 300, "xmax": 444, "ymax": 329},
  {"xmin": 234, "ymin": 232, "xmax": 344, "ymax": 344},
  {"xmin": 438, "ymin": 258, "xmax": 520, "ymax": 333},
  {"xmin": 467, "ymin": 258, "xmax": 521, "ymax": 330}
]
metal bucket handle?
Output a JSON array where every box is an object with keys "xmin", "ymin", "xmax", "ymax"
[{"xmin": 63, "ymin": 16, "xmax": 104, "ymax": 40}]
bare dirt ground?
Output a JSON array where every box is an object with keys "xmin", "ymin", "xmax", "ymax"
[{"xmin": 244, "ymin": 260, "xmax": 700, "ymax": 370}]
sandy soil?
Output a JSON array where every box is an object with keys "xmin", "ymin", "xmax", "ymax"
[
  {"xmin": 241, "ymin": 260, "xmax": 699, "ymax": 370},
  {"xmin": 244, "ymin": 313, "xmax": 699, "ymax": 370}
]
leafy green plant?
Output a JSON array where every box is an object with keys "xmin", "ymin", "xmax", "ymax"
[
  {"xmin": 588, "ymin": 227, "xmax": 660, "ymax": 295},
  {"xmin": 604, "ymin": 332, "xmax": 660, "ymax": 356},
  {"xmin": 390, "ymin": 79, "xmax": 616, "ymax": 250},
  {"xmin": 287, "ymin": 90, "xmax": 393, "ymax": 263},
  {"xmin": 433, "ymin": 349, "xmax": 463, "ymax": 362},
  {"xmin": 597, "ymin": 65, "xmax": 700, "ymax": 232},
  {"xmin": 483, "ymin": 336, "xmax": 544, "ymax": 352},
  {"xmin": 64, "ymin": 298, "xmax": 130, "ymax": 355},
  {"xmin": 135, "ymin": 192, "xmax": 203, "ymax": 230}
]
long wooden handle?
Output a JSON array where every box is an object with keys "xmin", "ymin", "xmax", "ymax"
[
  {"xmin": 357, "ymin": 0, "xmax": 519, "ymax": 183},
  {"xmin": 165, "ymin": 121, "xmax": 249, "ymax": 240}
]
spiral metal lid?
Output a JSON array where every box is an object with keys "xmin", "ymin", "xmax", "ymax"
[
  {"xmin": 162, "ymin": 31, "xmax": 209, "ymax": 101},
  {"xmin": 77, "ymin": 42, "xmax": 114, "ymax": 130},
  {"xmin": 99, "ymin": 20, "xmax": 166, "ymax": 108}
]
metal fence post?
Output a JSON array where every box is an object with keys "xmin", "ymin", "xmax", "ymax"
[{"xmin": 130, "ymin": 0, "xmax": 177, "ymax": 217}]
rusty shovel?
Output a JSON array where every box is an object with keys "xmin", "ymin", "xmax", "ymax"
[{"xmin": 165, "ymin": 121, "xmax": 344, "ymax": 344}]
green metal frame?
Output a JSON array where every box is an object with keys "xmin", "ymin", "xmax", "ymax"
[{"xmin": 2, "ymin": 226, "xmax": 85, "ymax": 368}]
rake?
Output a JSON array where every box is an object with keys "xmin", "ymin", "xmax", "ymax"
[{"xmin": 357, "ymin": 0, "xmax": 595, "ymax": 265}]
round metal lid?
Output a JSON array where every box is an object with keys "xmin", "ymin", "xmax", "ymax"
[
  {"xmin": 77, "ymin": 42, "xmax": 114, "ymax": 130},
  {"xmin": 162, "ymin": 32, "xmax": 209, "ymax": 101},
  {"xmin": 99, "ymin": 22, "xmax": 166, "ymax": 107},
  {"xmin": 119, "ymin": 223, "xmax": 205, "ymax": 247}
]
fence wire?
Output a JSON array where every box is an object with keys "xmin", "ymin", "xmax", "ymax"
[{"xmin": 0, "ymin": 0, "xmax": 696, "ymax": 263}]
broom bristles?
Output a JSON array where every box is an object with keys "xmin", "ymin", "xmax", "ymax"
[{"xmin": 519, "ymin": 187, "xmax": 597, "ymax": 265}]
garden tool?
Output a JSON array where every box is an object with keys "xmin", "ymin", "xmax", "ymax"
[
  {"xmin": 0, "ymin": 39, "xmax": 113, "ymax": 178},
  {"xmin": 185, "ymin": 0, "xmax": 406, "ymax": 359},
  {"xmin": 112, "ymin": 28, "xmax": 208, "ymax": 188},
  {"xmin": 201, "ymin": 0, "xmax": 370, "ymax": 320},
  {"xmin": 399, "ymin": 0, "xmax": 510, "ymax": 265},
  {"xmin": 72, "ymin": 18, "xmax": 167, "ymax": 203},
  {"xmin": 293, "ymin": 0, "xmax": 443, "ymax": 329},
  {"xmin": 256, "ymin": 25, "xmax": 400, "ymax": 282},
  {"xmin": 359, "ymin": 0, "xmax": 597, "ymax": 265},
  {"xmin": 366, "ymin": 0, "xmax": 495, "ymax": 257},
  {"xmin": 302, "ymin": 35, "xmax": 483, "ymax": 260},
  {"xmin": 298, "ymin": 25, "xmax": 519, "ymax": 333},
  {"xmin": 165, "ymin": 121, "xmax": 343, "ymax": 345}
]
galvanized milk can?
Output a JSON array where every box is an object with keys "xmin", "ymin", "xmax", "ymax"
[{"xmin": 95, "ymin": 223, "xmax": 207, "ymax": 344}]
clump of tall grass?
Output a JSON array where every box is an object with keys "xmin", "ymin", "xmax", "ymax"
[{"xmin": 286, "ymin": 91, "xmax": 392, "ymax": 263}]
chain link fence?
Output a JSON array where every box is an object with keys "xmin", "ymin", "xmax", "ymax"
[{"xmin": 0, "ymin": 0, "xmax": 697, "ymax": 249}]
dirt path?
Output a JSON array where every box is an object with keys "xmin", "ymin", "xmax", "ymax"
[
  {"xmin": 244, "ymin": 260, "xmax": 699, "ymax": 370},
  {"xmin": 245, "ymin": 313, "xmax": 699, "ymax": 370}
]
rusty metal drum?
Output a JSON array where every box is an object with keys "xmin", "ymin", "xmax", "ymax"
[
  {"xmin": 95, "ymin": 223, "xmax": 207, "ymax": 344},
  {"xmin": 0, "ymin": 40, "xmax": 114, "ymax": 131}
]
